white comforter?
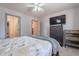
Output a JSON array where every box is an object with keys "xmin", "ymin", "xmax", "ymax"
[
  {"xmin": 0, "ymin": 36, "xmax": 52, "ymax": 56},
  {"xmin": 31, "ymin": 36, "xmax": 61, "ymax": 55}
]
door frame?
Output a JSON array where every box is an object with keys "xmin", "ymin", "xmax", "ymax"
[
  {"xmin": 5, "ymin": 13, "xmax": 21, "ymax": 38},
  {"xmin": 31, "ymin": 19, "xmax": 40, "ymax": 35}
]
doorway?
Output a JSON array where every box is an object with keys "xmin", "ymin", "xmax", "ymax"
[
  {"xmin": 6, "ymin": 14, "xmax": 21, "ymax": 38},
  {"xmin": 32, "ymin": 20, "xmax": 40, "ymax": 36}
]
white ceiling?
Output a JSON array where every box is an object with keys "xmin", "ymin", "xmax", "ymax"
[{"xmin": 0, "ymin": 3, "xmax": 79, "ymax": 17}]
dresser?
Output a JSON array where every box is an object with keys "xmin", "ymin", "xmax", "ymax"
[
  {"xmin": 50, "ymin": 24, "xmax": 64, "ymax": 46},
  {"xmin": 64, "ymin": 30, "xmax": 79, "ymax": 48}
]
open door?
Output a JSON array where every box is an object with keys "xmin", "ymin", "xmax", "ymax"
[
  {"xmin": 6, "ymin": 14, "xmax": 20, "ymax": 38},
  {"xmin": 32, "ymin": 20, "xmax": 40, "ymax": 36}
]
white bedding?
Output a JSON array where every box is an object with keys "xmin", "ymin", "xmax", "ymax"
[
  {"xmin": 31, "ymin": 36, "xmax": 61, "ymax": 55},
  {"xmin": 0, "ymin": 36, "xmax": 52, "ymax": 56}
]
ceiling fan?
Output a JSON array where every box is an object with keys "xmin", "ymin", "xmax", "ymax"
[{"xmin": 26, "ymin": 3, "xmax": 45, "ymax": 12}]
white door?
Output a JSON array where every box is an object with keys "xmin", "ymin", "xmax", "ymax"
[
  {"xmin": 6, "ymin": 15, "xmax": 20, "ymax": 38},
  {"xmin": 32, "ymin": 20, "xmax": 40, "ymax": 36}
]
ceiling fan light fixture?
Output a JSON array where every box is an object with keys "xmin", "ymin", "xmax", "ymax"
[
  {"xmin": 33, "ymin": 7, "xmax": 43, "ymax": 12},
  {"xmin": 26, "ymin": 3, "xmax": 45, "ymax": 12},
  {"xmin": 38, "ymin": 7, "xmax": 43, "ymax": 11},
  {"xmin": 33, "ymin": 6, "xmax": 38, "ymax": 11}
]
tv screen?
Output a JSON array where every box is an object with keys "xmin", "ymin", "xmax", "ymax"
[{"xmin": 50, "ymin": 15, "xmax": 66, "ymax": 25}]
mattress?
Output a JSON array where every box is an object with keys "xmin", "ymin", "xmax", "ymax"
[{"xmin": 0, "ymin": 36, "xmax": 52, "ymax": 56}]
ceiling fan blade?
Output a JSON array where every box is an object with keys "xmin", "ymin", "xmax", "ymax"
[
  {"xmin": 26, "ymin": 5, "xmax": 34, "ymax": 7},
  {"xmin": 38, "ymin": 3, "xmax": 45, "ymax": 7},
  {"xmin": 34, "ymin": 3, "xmax": 39, "ymax": 5}
]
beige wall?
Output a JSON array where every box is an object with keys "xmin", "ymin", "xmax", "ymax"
[
  {"xmin": 0, "ymin": 7, "xmax": 33, "ymax": 39},
  {"xmin": 40, "ymin": 7, "xmax": 79, "ymax": 36}
]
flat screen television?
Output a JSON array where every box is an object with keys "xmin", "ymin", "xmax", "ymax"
[{"xmin": 50, "ymin": 15, "xmax": 66, "ymax": 25}]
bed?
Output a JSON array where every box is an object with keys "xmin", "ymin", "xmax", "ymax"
[
  {"xmin": 0, "ymin": 36, "xmax": 60, "ymax": 56},
  {"xmin": 31, "ymin": 35, "xmax": 60, "ymax": 55}
]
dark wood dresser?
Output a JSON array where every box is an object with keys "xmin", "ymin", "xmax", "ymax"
[
  {"xmin": 64, "ymin": 30, "xmax": 79, "ymax": 48},
  {"xmin": 50, "ymin": 24, "xmax": 64, "ymax": 46}
]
